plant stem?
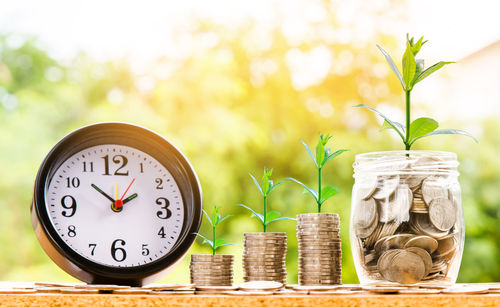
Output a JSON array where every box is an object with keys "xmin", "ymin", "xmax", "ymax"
[
  {"xmin": 405, "ymin": 90, "xmax": 411, "ymax": 150},
  {"xmin": 317, "ymin": 166, "xmax": 322, "ymax": 213},
  {"xmin": 212, "ymin": 225, "xmax": 216, "ymax": 255},
  {"xmin": 263, "ymin": 195, "xmax": 267, "ymax": 232}
]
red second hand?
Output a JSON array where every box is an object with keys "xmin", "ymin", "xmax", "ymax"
[{"xmin": 114, "ymin": 178, "xmax": 135, "ymax": 209}]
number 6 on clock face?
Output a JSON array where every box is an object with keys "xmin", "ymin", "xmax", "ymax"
[{"xmin": 31, "ymin": 123, "xmax": 202, "ymax": 286}]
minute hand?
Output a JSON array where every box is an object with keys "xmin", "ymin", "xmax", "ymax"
[
  {"xmin": 91, "ymin": 184, "xmax": 115, "ymax": 203},
  {"xmin": 122, "ymin": 193, "xmax": 138, "ymax": 205}
]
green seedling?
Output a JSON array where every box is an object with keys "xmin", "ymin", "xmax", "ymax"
[
  {"xmin": 194, "ymin": 205, "xmax": 235, "ymax": 255},
  {"xmin": 287, "ymin": 133, "xmax": 348, "ymax": 213},
  {"xmin": 238, "ymin": 167, "xmax": 294, "ymax": 232},
  {"xmin": 355, "ymin": 34, "xmax": 476, "ymax": 150}
]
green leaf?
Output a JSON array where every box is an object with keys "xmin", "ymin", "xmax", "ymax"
[
  {"xmin": 412, "ymin": 59, "xmax": 425, "ymax": 85},
  {"xmin": 319, "ymin": 186, "xmax": 340, "ymax": 204},
  {"xmin": 315, "ymin": 139, "xmax": 326, "ymax": 168},
  {"xmin": 300, "ymin": 139, "xmax": 317, "ymax": 167},
  {"xmin": 214, "ymin": 243, "xmax": 236, "ymax": 250},
  {"xmin": 377, "ymin": 44, "xmax": 405, "ymax": 89},
  {"xmin": 410, "ymin": 129, "xmax": 478, "ymax": 145},
  {"xmin": 261, "ymin": 174, "xmax": 270, "ymax": 195},
  {"xmin": 236, "ymin": 203, "xmax": 264, "ymax": 225},
  {"xmin": 409, "ymin": 117, "xmax": 439, "ymax": 143},
  {"xmin": 322, "ymin": 149, "xmax": 348, "ymax": 167},
  {"xmin": 413, "ymin": 61, "xmax": 454, "ymax": 85},
  {"xmin": 268, "ymin": 181, "xmax": 284, "ymax": 194},
  {"xmin": 212, "ymin": 238, "xmax": 229, "ymax": 250},
  {"xmin": 271, "ymin": 217, "xmax": 296, "ymax": 222},
  {"xmin": 211, "ymin": 206, "xmax": 219, "ymax": 226},
  {"xmin": 402, "ymin": 39, "xmax": 416, "ymax": 90},
  {"xmin": 353, "ymin": 104, "xmax": 405, "ymax": 141},
  {"xmin": 249, "ymin": 173, "xmax": 263, "ymax": 196},
  {"xmin": 202, "ymin": 209, "xmax": 213, "ymax": 227},
  {"xmin": 410, "ymin": 36, "xmax": 426, "ymax": 55},
  {"xmin": 381, "ymin": 120, "xmax": 406, "ymax": 135},
  {"xmin": 265, "ymin": 211, "xmax": 281, "ymax": 225},
  {"xmin": 216, "ymin": 214, "xmax": 232, "ymax": 226},
  {"xmin": 286, "ymin": 177, "xmax": 318, "ymax": 202},
  {"xmin": 193, "ymin": 232, "xmax": 214, "ymax": 249}
]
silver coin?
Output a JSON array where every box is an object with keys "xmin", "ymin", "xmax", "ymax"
[
  {"xmin": 428, "ymin": 198, "xmax": 456, "ymax": 231},
  {"xmin": 421, "ymin": 178, "xmax": 448, "ymax": 205},
  {"xmin": 354, "ymin": 197, "xmax": 377, "ymax": 229},
  {"xmin": 372, "ymin": 175, "xmax": 399, "ymax": 200},
  {"xmin": 404, "ymin": 235, "xmax": 438, "ymax": 254}
]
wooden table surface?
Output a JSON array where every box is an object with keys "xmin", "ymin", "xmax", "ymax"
[
  {"xmin": 1, "ymin": 282, "xmax": 499, "ymax": 306},
  {"xmin": 1, "ymin": 293, "xmax": 499, "ymax": 307}
]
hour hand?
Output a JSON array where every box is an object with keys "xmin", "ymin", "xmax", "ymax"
[{"xmin": 91, "ymin": 184, "xmax": 115, "ymax": 203}]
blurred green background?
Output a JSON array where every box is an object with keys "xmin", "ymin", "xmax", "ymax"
[{"xmin": 0, "ymin": 0, "xmax": 499, "ymax": 284}]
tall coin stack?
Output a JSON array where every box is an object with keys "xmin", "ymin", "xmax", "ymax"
[
  {"xmin": 297, "ymin": 213, "xmax": 342, "ymax": 285},
  {"xmin": 190, "ymin": 254, "xmax": 234, "ymax": 286},
  {"xmin": 243, "ymin": 232, "xmax": 287, "ymax": 283}
]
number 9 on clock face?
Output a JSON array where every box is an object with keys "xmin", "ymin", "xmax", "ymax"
[{"xmin": 31, "ymin": 123, "xmax": 202, "ymax": 286}]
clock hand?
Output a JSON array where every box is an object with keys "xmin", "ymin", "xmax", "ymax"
[
  {"xmin": 122, "ymin": 193, "xmax": 138, "ymax": 205},
  {"xmin": 113, "ymin": 178, "xmax": 136, "ymax": 210},
  {"xmin": 91, "ymin": 184, "xmax": 115, "ymax": 203}
]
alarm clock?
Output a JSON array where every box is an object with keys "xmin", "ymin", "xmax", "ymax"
[{"xmin": 31, "ymin": 122, "xmax": 203, "ymax": 286}]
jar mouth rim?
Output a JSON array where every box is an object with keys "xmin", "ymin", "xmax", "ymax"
[
  {"xmin": 353, "ymin": 150, "xmax": 459, "ymax": 177},
  {"xmin": 355, "ymin": 150, "xmax": 457, "ymax": 159}
]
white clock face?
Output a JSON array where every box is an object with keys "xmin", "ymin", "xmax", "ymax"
[{"xmin": 45, "ymin": 144, "xmax": 184, "ymax": 267}]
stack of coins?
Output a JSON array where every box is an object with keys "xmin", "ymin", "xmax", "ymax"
[
  {"xmin": 297, "ymin": 213, "xmax": 342, "ymax": 285},
  {"xmin": 243, "ymin": 232, "xmax": 287, "ymax": 283},
  {"xmin": 190, "ymin": 254, "xmax": 233, "ymax": 286},
  {"xmin": 352, "ymin": 155, "xmax": 460, "ymax": 284}
]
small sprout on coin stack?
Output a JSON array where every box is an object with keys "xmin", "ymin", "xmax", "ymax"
[
  {"xmin": 287, "ymin": 133, "xmax": 348, "ymax": 213},
  {"xmin": 238, "ymin": 167, "xmax": 294, "ymax": 232},
  {"xmin": 194, "ymin": 205, "xmax": 235, "ymax": 255},
  {"xmin": 354, "ymin": 34, "xmax": 476, "ymax": 150}
]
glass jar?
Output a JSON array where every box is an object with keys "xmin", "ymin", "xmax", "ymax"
[{"xmin": 350, "ymin": 151, "xmax": 464, "ymax": 286}]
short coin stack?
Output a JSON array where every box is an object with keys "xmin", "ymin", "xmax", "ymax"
[
  {"xmin": 243, "ymin": 232, "xmax": 287, "ymax": 283},
  {"xmin": 190, "ymin": 254, "xmax": 233, "ymax": 286},
  {"xmin": 352, "ymin": 155, "xmax": 460, "ymax": 284},
  {"xmin": 297, "ymin": 213, "xmax": 342, "ymax": 285}
]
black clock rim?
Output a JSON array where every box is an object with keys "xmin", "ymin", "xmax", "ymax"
[{"xmin": 31, "ymin": 122, "xmax": 203, "ymax": 285}]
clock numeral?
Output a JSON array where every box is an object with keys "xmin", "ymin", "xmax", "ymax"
[
  {"xmin": 158, "ymin": 227, "xmax": 166, "ymax": 238},
  {"xmin": 142, "ymin": 244, "xmax": 150, "ymax": 256},
  {"xmin": 111, "ymin": 239, "xmax": 127, "ymax": 262},
  {"xmin": 89, "ymin": 244, "xmax": 97, "ymax": 256},
  {"xmin": 140, "ymin": 162, "xmax": 144, "ymax": 173},
  {"xmin": 102, "ymin": 155, "xmax": 129, "ymax": 176},
  {"xmin": 67, "ymin": 225, "xmax": 76, "ymax": 237},
  {"xmin": 155, "ymin": 178, "xmax": 163, "ymax": 189},
  {"xmin": 83, "ymin": 161, "xmax": 94, "ymax": 172},
  {"xmin": 155, "ymin": 197, "xmax": 171, "ymax": 219},
  {"xmin": 61, "ymin": 195, "xmax": 77, "ymax": 217},
  {"xmin": 66, "ymin": 176, "xmax": 80, "ymax": 188}
]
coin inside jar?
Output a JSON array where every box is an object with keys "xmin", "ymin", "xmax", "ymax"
[
  {"xmin": 354, "ymin": 198, "xmax": 377, "ymax": 229},
  {"xmin": 358, "ymin": 176, "xmax": 378, "ymax": 200},
  {"xmin": 428, "ymin": 198, "xmax": 456, "ymax": 231},
  {"xmin": 384, "ymin": 250, "xmax": 426, "ymax": 284},
  {"xmin": 436, "ymin": 236, "xmax": 457, "ymax": 259},
  {"xmin": 405, "ymin": 247, "xmax": 432, "ymax": 276},
  {"xmin": 404, "ymin": 235, "xmax": 438, "ymax": 254},
  {"xmin": 422, "ymin": 178, "xmax": 448, "ymax": 205},
  {"xmin": 372, "ymin": 175, "xmax": 399, "ymax": 200},
  {"xmin": 375, "ymin": 234, "xmax": 413, "ymax": 253}
]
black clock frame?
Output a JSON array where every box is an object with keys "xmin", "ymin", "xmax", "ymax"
[{"xmin": 31, "ymin": 122, "xmax": 203, "ymax": 286}]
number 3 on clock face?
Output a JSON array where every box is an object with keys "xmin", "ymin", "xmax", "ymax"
[{"xmin": 46, "ymin": 144, "xmax": 184, "ymax": 267}]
